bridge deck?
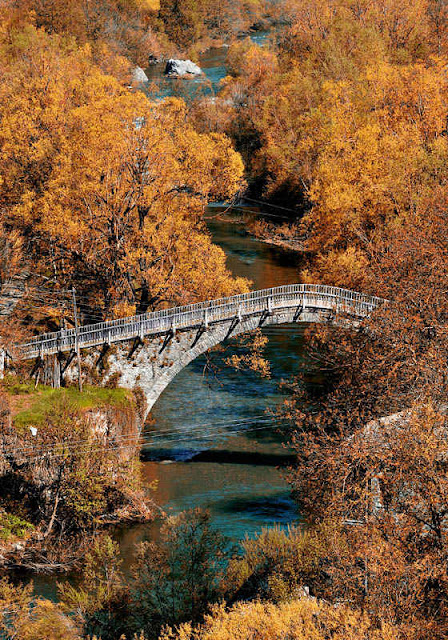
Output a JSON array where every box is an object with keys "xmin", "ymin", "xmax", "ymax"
[{"xmin": 16, "ymin": 284, "xmax": 384, "ymax": 360}]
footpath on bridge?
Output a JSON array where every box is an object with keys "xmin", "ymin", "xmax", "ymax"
[{"xmin": 16, "ymin": 284, "xmax": 383, "ymax": 361}]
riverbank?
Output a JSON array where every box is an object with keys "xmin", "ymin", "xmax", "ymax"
[
  {"xmin": 0, "ymin": 381, "xmax": 155, "ymax": 574},
  {"xmin": 206, "ymin": 212, "xmax": 305, "ymax": 253},
  {"xmin": 245, "ymin": 219, "xmax": 305, "ymax": 253}
]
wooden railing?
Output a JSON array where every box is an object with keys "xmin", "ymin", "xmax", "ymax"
[{"xmin": 16, "ymin": 284, "xmax": 384, "ymax": 360}]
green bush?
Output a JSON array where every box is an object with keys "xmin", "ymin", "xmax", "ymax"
[{"xmin": 0, "ymin": 511, "xmax": 34, "ymax": 541}]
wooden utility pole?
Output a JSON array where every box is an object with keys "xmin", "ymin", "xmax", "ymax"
[{"xmin": 72, "ymin": 287, "xmax": 83, "ymax": 392}]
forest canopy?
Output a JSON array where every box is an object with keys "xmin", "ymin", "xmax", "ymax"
[
  {"xmin": 205, "ymin": 0, "xmax": 448, "ymax": 288},
  {"xmin": 0, "ymin": 14, "xmax": 248, "ymax": 326}
]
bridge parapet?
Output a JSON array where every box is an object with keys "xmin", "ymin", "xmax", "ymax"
[{"xmin": 16, "ymin": 284, "xmax": 384, "ymax": 360}]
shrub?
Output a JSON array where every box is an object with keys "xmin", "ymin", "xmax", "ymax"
[
  {"xmin": 160, "ymin": 599, "xmax": 401, "ymax": 640},
  {"xmin": 0, "ymin": 510, "xmax": 34, "ymax": 542}
]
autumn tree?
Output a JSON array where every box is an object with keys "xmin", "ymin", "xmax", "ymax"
[
  {"xmin": 427, "ymin": 0, "xmax": 448, "ymax": 54},
  {"xmin": 6, "ymin": 0, "xmax": 161, "ymax": 67},
  {"xmin": 0, "ymin": 392, "xmax": 151, "ymax": 540},
  {"xmin": 159, "ymin": 0, "xmax": 207, "ymax": 50},
  {"xmin": 160, "ymin": 598, "xmax": 401, "ymax": 640},
  {"xmin": 300, "ymin": 60, "xmax": 448, "ymax": 285},
  {"xmin": 58, "ymin": 535, "xmax": 131, "ymax": 639},
  {"xmin": 158, "ymin": 0, "xmax": 269, "ymax": 51},
  {"xmin": 224, "ymin": 523, "xmax": 341, "ymax": 603},
  {"xmin": 211, "ymin": 0, "xmax": 448, "ymax": 286},
  {"xmin": 34, "ymin": 95, "xmax": 246, "ymax": 317},
  {"xmin": 57, "ymin": 509, "xmax": 230, "ymax": 640},
  {"xmin": 129, "ymin": 509, "xmax": 230, "ymax": 638},
  {"xmin": 282, "ymin": 200, "xmax": 448, "ymax": 637},
  {"xmin": 0, "ymin": 23, "xmax": 247, "ymax": 325}
]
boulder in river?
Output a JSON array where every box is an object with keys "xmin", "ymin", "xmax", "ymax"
[
  {"xmin": 132, "ymin": 66, "xmax": 149, "ymax": 84},
  {"xmin": 164, "ymin": 59, "xmax": 202, "ymax": 77},
  {"xmin": 148, "ymin": 54, "xmax": 162, "ymax": 65}
]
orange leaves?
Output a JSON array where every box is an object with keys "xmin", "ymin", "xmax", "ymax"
[
  {"xmin": 0, "ymin": 23, "xmax": 247, "ymax": 320},
  {"xmin": 225, "ymin": 329, "xmax": 271, "ymax": 378},
  {"xmin": 299, "ymin": 58, "xmax": 448, "ymax": 277},
  {"xmin": 161, "ymin": 599, "xmax": 401, "ymax": 640},
  {"xmin": 219, "ymin": 0, "xmax": 448, "ymax": 290},
  {"xmin": 286, "ymin": 203, "xmax": 448, "ymax": 636},
  {"xmin": 0, "ymin": 580, "xmax": 84, "ymax": 640}
]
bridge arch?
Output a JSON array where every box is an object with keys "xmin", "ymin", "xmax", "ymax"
[{"xmin": 17, "ymin": 285, "xmax": 383, "ymax": 417}]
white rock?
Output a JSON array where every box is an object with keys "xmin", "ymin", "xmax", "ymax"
[
  {"xmin": 164, "ymin": 59, "xmax": 202, "ymax": 77},
  {"xmin": 132, "ymin": 67, "xmax": 149, "ymax": 84}
]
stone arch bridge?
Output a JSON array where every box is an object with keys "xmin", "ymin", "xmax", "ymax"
[{"xmin": 16, "ymin": 284, "xmax": 383, "ymax": 418}]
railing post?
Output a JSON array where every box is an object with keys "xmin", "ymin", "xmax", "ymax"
[
  {"xmin": 0, "ymin": 348, "xmax": 5, "ymax": 380},
  {"xmin": 72, "ymin": 287, "xmax": 82, "ymax": 393}
]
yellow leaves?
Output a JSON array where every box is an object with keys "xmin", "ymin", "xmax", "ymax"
[
  {"xmin": 225, "ymin": 329, "xmax": 271, "ymax": 378},
  {"xmin": 363, "ymin": 59, "xmax": 448, "ymax": 138},
  {"xmin": 301, "ymin": 58, "xmax": 448, "ymax": 258},
  {"xmin": 220, "ymin": 0, "xmax": 448, "ymax": 290},
  {"xmin": 1, "ymin": 38, "xmax": 246, "ymax": 314},
  {"xmin": 135, "ymin": 0, "xmax": 160, "ymax": 10},
  {"xmin": 311, "ymin": 246, "xmax": 370, "ymax": 289},
  {"xmin": 15, "ymin": 599, "xmax": 83, "ymax": 640},
  {"xmin": 0, "ymin": 20, "xmax": 247, "ymax": 317},
  {"xmin": 0, "ymin": 28, "xmax": 120, "ymax": 222},
  {"xmin": 287, "ymin": 0, "xmax": 430, "ymax": 64},
  {"xmin": 111, "ymin": 301, "xmax": 138, "ymax": 320},
  {"xmin": 161, "ymin": 599, "xmax": 401, "ymax": 640},
  {"xmin": 368, "ymin": 0, "xmax": 430, "ymax": 55},
  {"xmin": 0, "ymin": 578, "xmax": 82, "ymax": 640},
  {"xmin": 207, "ymin": 133, "xmax": 246, "ymax": 199},
  {"xmin": 243, "ymin": 45, "xmax": 280, "ymax": 86}
]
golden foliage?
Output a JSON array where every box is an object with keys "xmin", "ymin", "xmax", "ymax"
[
  {"xmin": 160, "ymin": 598, "xmax": 400, "ymax": 640},
  {"xmin": 0, "ymin": 24, "xmax": 248, "ymax": 322},
  {"xmin": 285, "ymin": 204, "xmax": 448, "ymax": 637},
  {"xmin": 217, "ymin": 0, "xmax": 448, "ymax": 288},
  {"xmin": 0, "ymin": 578, "xmax": 83, "ymax": 640},
  {"xmin": 225, "ymin": 330, "xmax": 271, "ymax": 378}
]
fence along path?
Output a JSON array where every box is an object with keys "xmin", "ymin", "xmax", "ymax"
[{"xmin": 16, "ymin": 284, "xmax": 384, "ymax": 360}]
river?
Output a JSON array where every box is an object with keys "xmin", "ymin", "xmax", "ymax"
[
  {"xmin": 33, "ymin": 33, "xmax": 324, "ymax": 598},
  {"xmin": 144, "ymin": 30, "xmax": 272, "ymax": 99},
  {"xmin": 115, "ymin": 211, "xmax": 327, "ymax": 566},
  {"xmin": 119, "ymin": 36, "xmax": 309, "ymax": 552}
]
